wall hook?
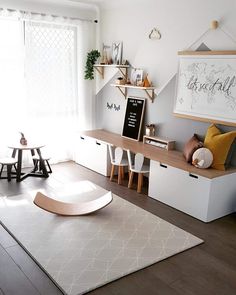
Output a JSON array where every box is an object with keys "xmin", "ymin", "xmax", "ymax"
[{"xmin": 211, "ymin": 20, "xmax": 218, "ymax": 30}]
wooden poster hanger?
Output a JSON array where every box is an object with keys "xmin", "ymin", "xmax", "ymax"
[
  {"xmin": 181, "ymin": 20, "xmax": 236, "ymax": 53},
  {"xmin": 179, "ymin": 20, "xmax": 236, "ymax": 55},
  {"xmin": 174, "ymin": 20, "xmax": 236, "ymax": 127}
]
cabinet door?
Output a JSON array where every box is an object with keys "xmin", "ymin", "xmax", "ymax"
[
  {"xmin": 75, "ymin": 135, "xmax": 90, "ymax": 167},
  {"xmin": 75, "ymin": 136, "xmax": 110, "ymax": 177},
  {"xmin": 149, "ymin": 160, "xmax": 211, "ymax": 221},
  {"xmin": 89, "ymin": 140, "xmax": 110, "ymax": 176}
]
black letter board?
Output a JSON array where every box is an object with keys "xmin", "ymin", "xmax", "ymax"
[{"xmin": 122, "ymin": 97, "xmax": 145, "ymax": 141}]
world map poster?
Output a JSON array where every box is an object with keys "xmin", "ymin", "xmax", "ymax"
[{"xmin": 174, "ymin": 54, "xmax": 236, "ymax": 125}]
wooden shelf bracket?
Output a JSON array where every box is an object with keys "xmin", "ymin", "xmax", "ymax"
[
  {"xmin": 94, "ymin": 66, "xmax": 104, "ymax": 78},
  {"xmin": 115, "ymin": 85, "xmax": 127, "ymax": 98},
  {"xmin": 93, "ymin": 64, "xmax": 129, "ymax": 79},
  {"xmin": 144, "ymin": 89, "xmax": 155, "ymax": 102},
  {"xmin": 110, "ymin": 84, "xmax": 156, "ymax": 102},
  {"xmin": 118, "ymin": 68, "xmax": 128, "ymax": 79}
]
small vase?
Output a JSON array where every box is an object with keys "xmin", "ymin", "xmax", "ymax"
[{"xmin": 20, "ymin": 133, "xmax": 27, "ymax": 145}]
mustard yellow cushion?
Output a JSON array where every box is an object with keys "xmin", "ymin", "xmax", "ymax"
[{"xmin": 204, "ymin": 124, "xmax": 236, "ymax": 170}]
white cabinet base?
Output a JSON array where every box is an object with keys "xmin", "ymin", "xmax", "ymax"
[
  {"xmin": 149, "ymin": 160, "xmax": 236, "ymax": 222},
  {"xmin": 75, "ymin": 135, "xmax": 111, "ymax": 177}
]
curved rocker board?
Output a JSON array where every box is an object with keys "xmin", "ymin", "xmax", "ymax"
[{"xmin": 34, "ymin": 191, "xmax": 113, "ymax": 216}]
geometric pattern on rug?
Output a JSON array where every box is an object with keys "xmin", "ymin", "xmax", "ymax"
[{"xmin": 0, "ymin": 181, "xmax": 203, "ymax": 295}]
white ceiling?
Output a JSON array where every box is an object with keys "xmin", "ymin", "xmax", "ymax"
[
  {"xmin": 68, "ymin": 0, "xmax": 117, "ymax": 9},
  {"xmin": 38, "ymin": 0, "xmax": 135, "ymax": 9},
  {"xmin": 5, "ymin": 0, "xmax": 138, "ymax": 11},
  {"xmin": 41, "ymin": 0, "xmax": 108, "ymax": 7},
  {"xmin": 71, "ymin": 0, "xmax": 141, "ymax": 9},
  {"xmin": 69, "ymin": 0, "xmax": 105, "ymax": 3}
]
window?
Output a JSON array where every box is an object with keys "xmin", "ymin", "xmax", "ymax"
[
  {"xmin": 0, "ymin": 18, "xmax": 79, "ymax": 162},
  {"xmin": 25, "ymin": 22, "xmax": 78, "ymax": 118}
]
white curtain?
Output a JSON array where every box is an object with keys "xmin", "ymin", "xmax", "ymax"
[
  {"xmin": 0, "ymin": 18, "xmax": 25, "ymax": 158},
  {"xmin": 0, "ymin": 9, "xmax": 96, "ymax": 165},
  {"xmin": 24, "ymin": 20, "xmax": 78, "ymax": 163},
  {"xmin": 77, "ymin": 21, "xmax": 96, "ymax": 131}
]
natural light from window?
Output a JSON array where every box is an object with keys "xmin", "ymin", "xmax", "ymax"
[{"xmin": 0, "ymin": 17, "xmax": 78, "ymax": 164}]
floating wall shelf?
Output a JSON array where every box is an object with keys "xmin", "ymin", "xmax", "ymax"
[
  {"xmin": 110, "ymin": 84, "xmax": 156, "ymax": 102},
  {"xmin": 94, "ymin": 64, "xmax": 130, "ymax": 79}
]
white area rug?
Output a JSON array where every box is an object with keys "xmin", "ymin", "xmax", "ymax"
[{"xmin": 0, "ymin": 181, "xmax": 203, "ymax": 295}]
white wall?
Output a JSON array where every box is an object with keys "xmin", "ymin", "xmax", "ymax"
[{"xmin": 96, "ymin": 0, "xmax": 236, "ymax": 162}]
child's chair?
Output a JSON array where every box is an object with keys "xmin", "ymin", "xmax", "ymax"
[
  {"xmin": 127, "ymin": 150, "xmax": 150, "ymax": 193},
  {"xmin": 108, "ymin": 145, "xmax": 129, "ymax": 185}
]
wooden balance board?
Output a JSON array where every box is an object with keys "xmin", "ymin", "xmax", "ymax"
[{"xmin": 34, "ymin": 191, "xmax": 113, "ymax": 216}]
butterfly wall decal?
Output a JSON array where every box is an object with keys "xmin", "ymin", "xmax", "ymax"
[
  {"xmin": 114, "ymin": 104, "xmax": 120, "ymax": 111},
  {"xmin": 107, "ymin": 102, "xmax": 113, "ymax": 110}
]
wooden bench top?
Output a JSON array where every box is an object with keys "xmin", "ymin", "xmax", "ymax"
[{"xmin": 81, "ymin": 129, "xmax": 236, "ymax": 179}]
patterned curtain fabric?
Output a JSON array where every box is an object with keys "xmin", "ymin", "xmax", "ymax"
[
  {"xmin": 24, "ymin": 21, "xmax": 78, "ymax": 163},
  {"xmin": 0, "ymin": 18, "xmax": 25, "ymax": 158}
]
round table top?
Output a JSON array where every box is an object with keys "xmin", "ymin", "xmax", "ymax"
[{"xmin": 8, "ymin": 143, "xmax": 45, "ymax": 150}]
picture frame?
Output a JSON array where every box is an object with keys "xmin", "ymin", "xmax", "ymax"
[
  {"xmin": 174, "ymin": 51, "xmax": 236, "ymax": 127},
  {"xmin": 111, "ymin": 41, "xmax": 123, "ymax": 65},
  {"xmin": 130, "ymin": 68, "xmax": 143, "ymax": 86}
]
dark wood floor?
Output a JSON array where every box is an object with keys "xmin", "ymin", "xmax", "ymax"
[{"xmin": 0, "ymin": 161, "xmax": 236, "ymax": 295}]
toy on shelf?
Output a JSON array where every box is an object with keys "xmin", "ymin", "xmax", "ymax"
[
  {"xmin": 143, "ymin": 74, "xmax": 152, "ymax": 87},
  {"xmin": 115, "ymin": 76, "xmax": 126, "ymax": 85}
]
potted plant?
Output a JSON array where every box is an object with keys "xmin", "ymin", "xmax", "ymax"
[{"xmin": 84, "ymin": 50, "xmax": 101, "ymax": 80}]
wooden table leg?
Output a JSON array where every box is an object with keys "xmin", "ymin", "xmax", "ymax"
[
  {"xmin": 16, "ymin": 150, "xmax": 22, "ymax": 182},
  {"xmin": 7, "ymin": 164, "xmax": 12, "ymax": 182},
  {"xmin": 36, "ymin": 148, "xmax": 49, "ymax": 178},
  {"xmin": 11, "ymin": 148, "xmax": 17, "ymax": 158},
  {"xmin": 31, "ymin": 149, "xmax": 38, "ymax": 172}
]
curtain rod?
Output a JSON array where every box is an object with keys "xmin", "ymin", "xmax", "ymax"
[{"xmin": 0, "ymin": 8, "xmax": 98, "ymax": 23}]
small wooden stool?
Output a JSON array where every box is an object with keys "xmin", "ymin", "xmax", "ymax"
[
  {"xmin": 0, "ymin": 158, "xmax": 17, "ymax": 181},
  {"xmin": 108, "ymin": 145, "xmax": 128, "ymax": 185},
  {"xmin": 32, "ymin": 155, "xmax": 52, "ymax": 173}
]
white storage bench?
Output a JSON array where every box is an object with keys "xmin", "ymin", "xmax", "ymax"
[
  {"xmin": 77, "ymin": 129, "xmax": 236, "ymax": 222},
  {"xmin": 149, "ymin": 160, "xmax": 236, "ymax": 222},
  {"xmin": 75, "ymin": 134, "xmax": 111, "ymax": 177}
]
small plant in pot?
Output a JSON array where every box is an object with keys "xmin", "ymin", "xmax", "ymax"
[
  {"xmin": 84, "ymin": 49, "xmax": 101, "ymax": 80},
  {"xmin": 115, "ymin": 76, "xmax": 126, "ymax": 85}
]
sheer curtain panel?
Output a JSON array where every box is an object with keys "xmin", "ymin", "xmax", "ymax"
[
  {"xmin": 0, "ymin": 10, "xmax": 96, "ymax": 165},
  {"xmin": 0, "ymin": 18, "xmax": 25, "ymax": 158},
  {"xmin": 25, "ymin": 21, "xmax": 78, "ymax": 163}
]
